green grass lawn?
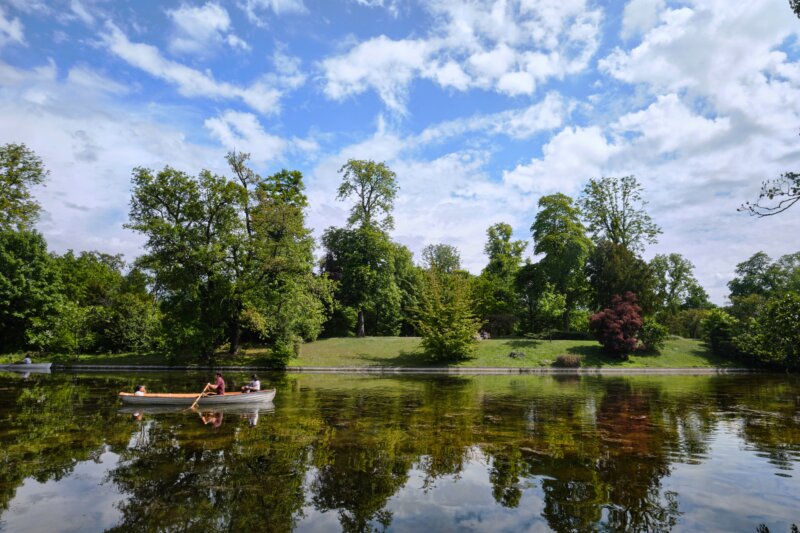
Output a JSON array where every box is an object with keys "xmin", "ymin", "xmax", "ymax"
[
  {"xmin": 0, "ymin": 336, "xmax": 738, "ymax": 369},
  {"xmin": 291, "ymin": 336, "xmax": 737, "ymax": 368}
]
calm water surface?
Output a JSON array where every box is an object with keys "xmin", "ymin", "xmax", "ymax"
[{"xmin": 0, "ymin": 371, "xmax": 799, "ymax": 532}]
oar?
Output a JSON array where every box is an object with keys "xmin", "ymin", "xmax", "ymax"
[{"xmin": 187, "ymin": 383, "xmax": 210, "ymax": 411}]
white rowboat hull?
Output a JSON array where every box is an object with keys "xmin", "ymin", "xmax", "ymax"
[
  {"xmin": 119, "ymin": 388, "xmax": 276, "ymax": 406},
  {"xmin": 0, "ymin": 363, "xmax": 52, "ymax": 372}
]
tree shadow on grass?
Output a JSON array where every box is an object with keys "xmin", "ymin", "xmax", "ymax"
[
  {"xmin": 503, "ymin": 339, "xmax": 543, "ymax": 350},
  {"xmin": 351, "ymin": 349, "xmax": 434, "ymax": 367},
  {"xmin": 565, "ymin": 345, "xmax": 628, "ymax": 367}
]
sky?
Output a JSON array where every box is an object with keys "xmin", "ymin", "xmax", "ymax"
[{"xmin": 0, "ymin": 0, "xmax": 799, "ymax": 304}]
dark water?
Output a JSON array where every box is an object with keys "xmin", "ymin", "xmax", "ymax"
[{"xmin": 0, "ymin": 371, "xmax": 799, "ymax": 532}]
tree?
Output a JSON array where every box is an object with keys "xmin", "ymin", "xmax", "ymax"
[
  {"xmin": 321, "ymin": 226, "xmax": 402, "ymax": 337},
  {"xmin": 323, "ymin": 160, "xmax": 404, "ymax": 337},
  {"xmin": 0, "ymin": 143, "xmax": 49, "ymax": 231},
  {"xmin": 127, "ymin": 153, "xmax": 328, "ymax": 360},
  {"xmin": 793, "ymin": 0, "xmax": 800, "ymax": 18},
  {"xmin": 474, "ymin": 223, "xmax": 526, "ymax": 335},
  {"xmin": 0, "ymin": 230, "xmax": 62, "ymax": 352},
  {"xmin": 337, "ymin": 159, "xmax": 399, "ymax": 230},
  {"xmin": 585, "ymin": 240, "xmax": 656, "ymax": 312},
  {"xmin": 650, "ymin": 253, "xmax": 706, "ymax": 313},
  {"xmin": 578, "ymin": 176, "xmax": 661, "ymax": 252},
  {"xmin": 589, "ymin": 292, "xmax": 643, "ymax": 356},
  {"xmin": 531, "ymin": 193, "xmax": 593, "ymax": 328},
  {"xmin": 734, "ymin": 292, "xmax": 800, "ymax": 370},
  {"xmin": 414, "ymin": 269, "xmax": 481, "ymax": 362},
  {"xmin": 727, "ymin": 252, "xmax": 779, "ymax": 298},
  {"xmin": 421, "ymin": 243, "xmax": 461, "ymax": 273},
  {"xmin": 740, "ymin": 171, "xmax": 799, "ymax": 217}
]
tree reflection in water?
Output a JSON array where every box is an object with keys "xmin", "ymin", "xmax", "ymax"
[{"xmin": 0, "ymin": 372, "xmax": 799, "ymax": 531}]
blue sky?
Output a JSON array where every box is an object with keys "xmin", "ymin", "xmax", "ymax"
[{"xmin": 1, "ymin": 0, "xmax": 799, "ymax": 303}]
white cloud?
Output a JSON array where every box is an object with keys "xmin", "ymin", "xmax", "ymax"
[
  {"xmin": 613, "ymin": 94, "xmax": 730, "ymax": 155},
  {"xmin": 101, "ymin": 22, "xmax": 282, "ymax": 114},
  {"xmin": 70, "ymin": 0, "xmax": 95, "ymax": 25},
  {"xmin": 320, "ymin": 0, "xmax": 602, "ymax": 113},
  {"xmin": 66, "ymin": 65, "xmax": 130, "ymax": 95},
  {"xmin": 0, "ymin": 60, "xmax": 225, "ymax": 262},
  {"xmin": 416, "ymin": 91, "xmax": 568, "ymax": 143},
  {"xmin": 167, "ymin": 2, "xmax": 250, "ymax": 55},
  {"xmin": 240, "ymin": 0, "xmax": 306, "ymax": 25},
  {"xmin": 503, "ymin": 126, "xmax": 621, "ymax": 194},
  {"xmin": 204, "ymin": 110, "xmax": 317, "ymax": 164},
  {"xmin": 321, "ymin": 36, "xmax": 433, "ymax": 114},
  {"xmin": 352, "ymin": 0, "xmax": 401, "ymax": 18},
  {"xmin": 0, "ymin": 6, "xmax": 25, "ymax": 48},
  {"xmin": 620, "ymin": 0, "xmax": 664, "ymax": 39}
]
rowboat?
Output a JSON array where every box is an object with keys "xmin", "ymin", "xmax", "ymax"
[
  {"xmin": 0, "ymin": 363, "xmax": 52, "ymax": 372},
  {"xmin": 118, "ymin": 388, "xmax": 276, "ymax": 406}
]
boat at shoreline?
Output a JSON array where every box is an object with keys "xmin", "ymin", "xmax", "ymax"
[
  {"xmin": 118, "ymin": 388, "xmax": 276, "ymax": 406},
  {"xmin": 0, "ymin": 363, "xmax": 52, "ymax": 372}
]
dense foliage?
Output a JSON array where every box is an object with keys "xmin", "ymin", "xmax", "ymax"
[
  {"xmin": 1, "ymin": 143, "xmax": 797, "ymax": 369},
  {"xmin": 414, "ymin": 268, "xmax": 481, "ymax": 362},
  {"xmin": 589, "ymin": 292, "xmax": 643, "ymax": 356}
]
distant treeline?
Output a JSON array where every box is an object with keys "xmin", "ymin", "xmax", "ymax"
[{"xmin": 0, "ymin": 143, "xmax": 797, "ymax": 367}]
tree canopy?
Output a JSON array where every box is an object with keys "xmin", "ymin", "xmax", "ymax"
[
  {"xmin": 421, "ymin": 243, "xmax": 461, "ymax": 273},
  {"xmin": 0, "ymin": 143, "xmax": 49, "ymax": 231},
  {"xmin": 337, "ymin": 159, "xmax": 398, "ymax": 230},
  {"xmin": 578, "ymin": 176, "xmax": 661, "ymax": 252},
  {"xmin": 126, "ymin": 152, "xmax": 328, "ymax": 360},
  {"xmin": 532, "ymin": 193, "xmax": 592, "ymax": 328}
]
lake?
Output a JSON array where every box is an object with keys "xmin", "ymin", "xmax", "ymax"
[{"xmin": 0, "ymin": 371, "xmax": 798, "ymax": 532}]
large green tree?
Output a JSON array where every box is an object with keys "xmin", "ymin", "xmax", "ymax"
[
  {"xmin": 421, "ymin": 243, "xmax": 461, "ymax": 273},
  {"xmin": 650, "ymin": 253, "xmax": 708, "ymax": 313},
  {"xmin": 337, "ymin": 159, "xmax": 399, "ymax": 230},
  {"xmin": 322, "ymin": 159, "xmax": 403, "ymax": 337},
  {"xmin": 586, "ymin": 240, "xmax": 656, "ymax": 312},
  {"xmin": 578, "ymin": 176, "xmax": 661, "ymax": 253},
  {"xmin": 0, "ymin": 230, "xmax": 62, "ymax": 352},
  {"xmin": 531, "ymin": 193, "xmax": 593, "ymax": 329},
  {"xmin": 127, "ymin": 152, "xmax": 328, "ymax": 360},
  {"xmin": 0, "ymin": 143, "xmax": 49, "ymax": 231},
  {"xmin": 414, "ymin": 268, "xmax": 480, "ymax": 362},
  {"xmin": 727, "ymin": 252, "xmax": 788, "ymax": 298},
  {"xmin": 321, "ymin": 226, "xmax": 404, "ymax": 337},
  {"xmin": 474, "ymin": 223, "xmax": 526, "ymax": 335}
]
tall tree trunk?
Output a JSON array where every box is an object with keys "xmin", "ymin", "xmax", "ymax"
[
  {"xmin": 357, "ymin": 309, "xmax": 366, "ymax": 337},
  {"xmin": 229, "ymin": 305, "xmax": 241, "ymax": 355}
]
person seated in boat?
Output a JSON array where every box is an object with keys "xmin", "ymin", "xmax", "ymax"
[
  {"xmin": 206, "ymin": 372, "xmax": 225, "ymax": 395},
  {"xmin": 241, "ymin": 374, "xmax": 260, "ymax": 393},
  {"xmin": 22, "ymin": 356, "xmax": 31, "ymax": 364},
  {"xmin": 134, "ymin": 384, "xmax": 147, "ymax": 396}
]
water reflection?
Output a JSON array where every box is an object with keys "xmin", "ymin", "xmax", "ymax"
[{"xmin": 0, "ymin": 372, "xmax": 799, "ymax": 532}]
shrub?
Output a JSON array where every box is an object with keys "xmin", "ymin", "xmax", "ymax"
[
  {"xmin": 589, "ymin": 292, "xmax": 643, "ymax": 357},
  {"xmin": 659, "ymin": 308, "xmax": 711, "ymax": 339},
  {"xmin": 638, "ymin": 318, "xmax": 668, "ymax": 352},
  {"xmin": 415, "ymin": 269, "xmax": 481, "ymax": 362},
  {"xmin": 702, "ymin": 308, "xmax": 740, "ymax": 356},
  {"xmin": 734, "ymin": 291, "xmax": 800, "ymax": 370},
  {"xmin": 553, "ymin": 354, "xmax": 581, "ymax": 367}
]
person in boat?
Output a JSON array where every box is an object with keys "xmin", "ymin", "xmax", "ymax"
[
  {"xmin": 207, "ymin": 372, "xmax": 225, "ymax": 395},
  {"xmin": 22, "ymin": 356, "xmax": 31, "ymax": 364},
  {"xmin": 134, "ymin": 384, "xmax": 147, "ymax": 396},
  {"xmin": 241, "ymin": 374, "xmax": 260, "ymax": 393}
]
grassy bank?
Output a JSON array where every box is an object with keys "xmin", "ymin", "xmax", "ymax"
[{"xmin": 0, "ymin": 337, "xmax": 737, "ymax": 369}]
